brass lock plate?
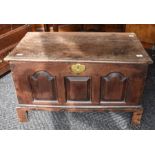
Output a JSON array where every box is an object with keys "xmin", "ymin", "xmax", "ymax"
[{"xmin": 71, "ymin": 63, "xmax": 86, "ymax": 74}]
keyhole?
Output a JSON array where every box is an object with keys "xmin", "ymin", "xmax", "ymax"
[{"xmin": 77, "ymin": 65, "xmax": 80, "ymax": 70}]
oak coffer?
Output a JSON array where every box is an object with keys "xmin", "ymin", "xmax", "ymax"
[{"xmin": 5, "ymin": 32, "xmax": 153, "ymax": 124}]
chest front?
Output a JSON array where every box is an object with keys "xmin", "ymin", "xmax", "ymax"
[{"xmin": 11, "ymin": 61, "xmax": 148, "ymax": 106}]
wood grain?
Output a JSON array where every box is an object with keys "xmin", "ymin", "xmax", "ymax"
[
  {"xmin": 126, "ymin": 24, "xmax": 155, "ymax": 45},
  {"xmin": 30, "ymin": 71, "xmax": 57, "ymax": 101},
  {"xmin": 0, "ymin": 24, "xmax": 32, "ymax": 76},
  {"xmin": 7, "ymin": 32, "xmax": 152, "ymax": 124},
  {"xmin": 16, "ymin": 104, "xmax": 143, "ymax": 125},
  {"xmin": 101, "ymin": 72, "xmax": 127, "ymax": 101},
  {"xmin": 5, "ymin": 32, "xmax": 153, "ymax": 64},
  {"xmin": 52, "ymin": 24, "xmax": 125, "ymax": 32},
  {"xmin": 10, "ymin": 61, "xmax": 148, "ymax": 106},
  {"xmin": 65, "ymin": 76, "xmax": 91, "ymax": 102}
]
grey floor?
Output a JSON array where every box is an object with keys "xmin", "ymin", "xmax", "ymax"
[{"xmin": 0, "ymin": 63, "xmax": 155, "ymax": 130}]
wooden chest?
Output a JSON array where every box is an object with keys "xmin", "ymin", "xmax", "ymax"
[{"xmin": 5, "ymin": 32, "xmax": 153, "ymax": 125}]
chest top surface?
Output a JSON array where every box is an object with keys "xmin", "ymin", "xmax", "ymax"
[{"xmin": 5, "ymin": 32, "xmax": 153, "ymax": 64}]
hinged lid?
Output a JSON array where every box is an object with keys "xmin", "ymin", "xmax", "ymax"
[{"xmin": 5, "ymin": 32, "xmax": 153, "ymax": 64}]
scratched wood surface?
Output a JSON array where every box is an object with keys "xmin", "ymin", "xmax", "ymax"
[{"xmin": 5, "ymin": 32, "xmax": 152, "ymax": 64}]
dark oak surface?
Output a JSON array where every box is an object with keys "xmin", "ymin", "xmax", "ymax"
[
  {"xmin": 6, "ymin": 32, "xmax": 153, "ymax": 124},
  {"xmin": 10, "ymin": 61, "xmax": 148, "ymax": 106},
  {"xmin": 5, "ymin": 32, "xmax": 152, "ymax": 64}
]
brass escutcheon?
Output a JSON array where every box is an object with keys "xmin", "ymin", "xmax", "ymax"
[{"xmin": 71, "ymin": 63, "xmax": 86, "ymax": 74}]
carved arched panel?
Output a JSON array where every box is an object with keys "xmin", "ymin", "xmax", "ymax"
[
  {"xmin": 101, "ymin": 72, "xmax": 127, "ymax": 101},
  {"xmin": 30, "ymin": 71, "xmax": 57, "ymax": 101}
]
